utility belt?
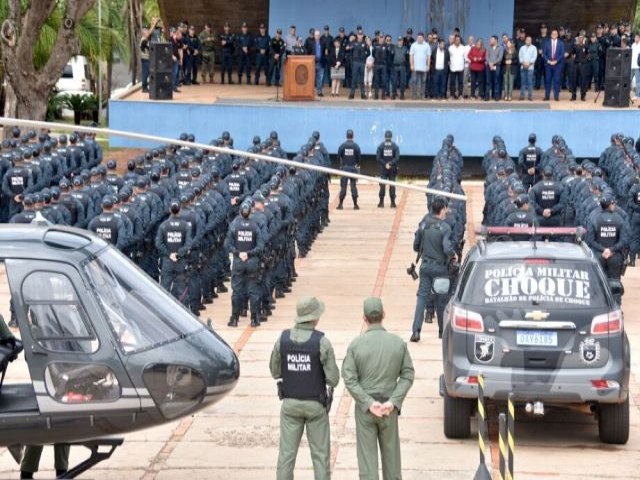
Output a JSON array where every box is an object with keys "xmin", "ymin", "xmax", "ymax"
[
  {"xmin": 422, "ymin": 257, "xmax": 446, "ymax": 266},
  {"xmin": 277, "ymin": 382, "xmax": 333, "ymax": 412}
]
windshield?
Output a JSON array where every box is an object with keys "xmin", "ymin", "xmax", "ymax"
[
  {"xmin": 460, "ymin": 259, "xmax": 608, "ymax": 309},
  {"xmin": 83, "ymin": 248, "xmax": 204, "ymax": 354}
]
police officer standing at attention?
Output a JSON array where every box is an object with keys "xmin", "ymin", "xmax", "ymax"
[
  {"xmin": 529, "ymin": 166, "xmax": 567, "ymax": 227},
  {"xmin": 410, "ymin": 197, "xmax": 457, "ymax": 341},
  {"xmin": 341, "ymin": 297, "xmax": 415, "ymax": 480},
  {"xmin": 237, "ymin": 22, "xmax": 253, "ymax": 85},
  {"xmin": 518, "ymin": 133, "xmax": 542, "ymax": 190},
  {"xmin": 349, "ymin": 28, "xmax": 367, "ymax": 100},
  {"xmin": 587, "ymin": 195, "xmax": 630, "ymax": 283},
  {"xmin": 269, "ymin": 296, "xmax": 339, "ymax": 480},
  {"xmin": 155, "ymin": 201, "xmax": 193, "ymax": 304},
  {"xmin": 377, "ymin": 130, "xmax": 400, "ymax": 208},
  {"xmin": 337, "ymin": 129, "xmax": 361, "ymax": 210},
  {"xmin": 88, "ymin": 197, "xmax": 131, "ymax": 251},
  {"xmin": 254, "ymin": 24, "xmax": 270, "ymax": 85},
  {"xmin": 199, "ymin": 23, "xmax": 217, "ymax": 84},
  {"xmin": 225, "ymin": 201, "xmax": 265, "ymax": 328},
  {"xmin": 220, "ymin": 22, "xmax": 236, "ymax": 84}
]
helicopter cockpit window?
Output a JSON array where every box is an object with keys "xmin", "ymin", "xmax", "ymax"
[
  {"xmin": 22, "ymin": 272, "xmax": 98, "ymax": 353},
  {"xmin": 45, "ymin": 362, "xmax": 120, "ymax": 403},
  {"xmin": 84, "ymin": 249, "xmax": 204, "ymax": 354}
]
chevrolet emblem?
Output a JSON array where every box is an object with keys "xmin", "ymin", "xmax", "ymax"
[{"xmin": 525, "ymin": 310, "xmax": 550, "ymax": 321}]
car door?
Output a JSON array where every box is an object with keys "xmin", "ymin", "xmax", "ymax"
[{"xmin": 6, "ymin": 258, "xmax": 140, "ymax": 414}]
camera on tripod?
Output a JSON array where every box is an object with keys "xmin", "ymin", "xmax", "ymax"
[{"xmin": 406, "ymin": 263, "xmax": 418, "ymax": 280}]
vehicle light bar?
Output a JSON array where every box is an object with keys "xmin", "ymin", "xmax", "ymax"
[{"xmin": 477, "ymin": 226, "xmax": 586, "ymax": 238}]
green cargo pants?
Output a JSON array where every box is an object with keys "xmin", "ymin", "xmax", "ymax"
[
  {"xmin": 354, "ymin": 408, "xmax": 401, "ymax": 480},
  {"xmin": 21, "ymin": 444, "xmax": 70, "ymax": 474},
  {"xmin": 277, "ymin": 399, "xmax": 330, "ymax": 480}
]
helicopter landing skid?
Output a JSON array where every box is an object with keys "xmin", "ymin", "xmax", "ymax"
[{"xmin": 57, "ymin": 438, "xmax": 124, "ymax": 479}]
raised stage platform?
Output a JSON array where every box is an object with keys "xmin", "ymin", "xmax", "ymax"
[{"xmin": 109, "ymin": 83, "xmax": 638, "ymax": 158}]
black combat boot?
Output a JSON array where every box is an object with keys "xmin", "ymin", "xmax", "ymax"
[
  {"xmin": 353, "ymin": 198, "xmax": 360, "ymax": 210},
  {"xmin": 378, "ymin": 200, "xmax": 384, "ymax": 208},
  {"xmin": 425, "ymin": 309, "xmax": 434, "ymax": 324},
  {"xmin": 410, "ymin": 331, "xmax": 420, "ymax": 342},
  {"xmin": 337, "ymin": 199, "xmax": 344, "ymax": 210},
  {"xmin": 217, "ymin": 283, "xmax": 228, "ymax": 293},
  {"xmin": 227, "ymin": 315, "xmax": 238, "ymax": 327},
  {"xmin": 275, "ymin": 289, "xmax": 285, "ymax": 298},
  {"xmin": 250, "ymin": 314, "xmax": 260, "ymax": 328},
  {"xmin": 390, "ymin": 199, "xmax": 397, "ymax": 208}
]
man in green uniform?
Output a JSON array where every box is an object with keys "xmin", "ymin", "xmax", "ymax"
[
  {"xmin": 269, "ymin": 296, "xmax": 339, "ymax": 480},
  {"xmin": 199, "ymin": 23, "xmax": 217, "ymax": 84},
  {"xmin": 20, "ymin": 445, "xmax": 70, "ymax": 479},
  {"xmin": 342, "ymin": 297, "xmax": 415, "ymax": 480}
]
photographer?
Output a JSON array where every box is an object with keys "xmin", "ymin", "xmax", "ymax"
[{"xmin": 410, "ymin": 197, "xmax": 457, "ymax": 342}]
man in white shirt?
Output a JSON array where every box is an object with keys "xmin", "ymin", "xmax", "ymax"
[
  {"xmin": 462, "ymin": 35, "xmax": 474, "ymax": 98},
  {"xmin": 519, "ymin": 36, "xmax": 538, "ymax": 100},
  {"xmin": 448, "ymin": 35, "xmax": 465, "ymax": 99},
  {"xmin": 285, "ymin": 25, "xmax": 297, "ymax": 54},
  {"xmin": 632, "ymin": 33, "xmax": 640, "ymax": 99},
  {"xmin": 409, "ymin": 32, "xmax": 431, "ymax": 100}
]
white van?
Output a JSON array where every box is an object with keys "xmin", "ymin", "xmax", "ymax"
[{"xmin": 56, "ymin": 56, "xmax": 92, "ymax": 94}]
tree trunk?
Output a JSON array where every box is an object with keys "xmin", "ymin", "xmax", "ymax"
[{"xmin": 1, "ymin": 0, "xmax": 97, "ymax": 124}]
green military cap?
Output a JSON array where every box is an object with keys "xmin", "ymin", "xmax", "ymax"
[
  {"xmin": 363, "ymin": 296, "xmax": 383, "ymax": 320},
  {"xmin": 295, "ymin": 296, "xmax": 325, "ymax": 323}
]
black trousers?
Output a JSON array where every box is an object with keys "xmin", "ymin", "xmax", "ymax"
[
  {"xmin": 449, "ymin": 71, "xmax": 463, "ymax": 97},
  {"xmin": 571, "ymin": 62, "xmax": 590, "ymax": 97},
  {"xmin": 379, "ymin": 168, "xmax": 397, "ymax": 201},
  {"xmin": 599, "ymin": 252, "xmax": 624, "ymax": 280}
]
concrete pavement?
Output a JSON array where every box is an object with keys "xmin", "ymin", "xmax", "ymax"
[{"xmin": 1, "ymin": 181, "xmax": 639, "ymax": 479}]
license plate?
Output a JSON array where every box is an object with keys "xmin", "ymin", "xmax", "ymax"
[{"xmin": 516, "ymin": 330, "xmax": 558, "ymax": 347}]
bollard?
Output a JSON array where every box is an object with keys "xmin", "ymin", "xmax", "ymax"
[
  {"xmin": 473, "ymin": 373, "xmax": 492, "ymax": 480},
  {"xmin": 507, "ymin": 393, "xmax": 516, "ymax": 480},
  {"xmin": 498, "ymin": 413, "xmax": 507, "ymax": 480}
]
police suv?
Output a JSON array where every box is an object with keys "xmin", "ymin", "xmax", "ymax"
[{"xmin": 440, "ymin": 227, "xmax": 630, "ymax": 444}]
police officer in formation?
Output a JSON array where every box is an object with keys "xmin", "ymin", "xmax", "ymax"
[
  {"xmin": 517, "ymin": 133, "xmax": 542, "ymax": 190},
  {"xmin": 336, "ymin": 129, "xmax": 361, "ymax": 210},
  {"xmin": 269, "ymin": 296, "xmax": 339, "ymax": 480},
  {"xmin": 376, "ymin": 130, "xmax": 400, "ymax": 208},
  {"xmin": 342, "ymin": 297, "xmax": 415, "ymax": 480},
  {"xmin": 0, "ymin": 128, "xmax": 334, "ymax": 326},
  {"xmin": 483, "ymin": 132, "xmax": 637, "ymax": 289}
]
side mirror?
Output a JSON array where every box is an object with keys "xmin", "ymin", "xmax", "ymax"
[{"xmin": 609, "ymin": 280, "xmax": 624, "ymax": 298}]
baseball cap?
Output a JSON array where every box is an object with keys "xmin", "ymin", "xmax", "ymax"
[{"xmin": 363, "ymin": 297, "xmax": 383, "ymax": 321}]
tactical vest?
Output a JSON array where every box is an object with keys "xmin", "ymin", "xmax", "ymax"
[
  {"xmin": 93, "ymin": 214, "xmax": 119, "ymax": 244},
  {"xmin": 595, "ymin": 215, "xmax": 619, "ymax": 248},
  {"xmin": 176, "ymin": 172, "xmax": 192, "ymax": 190},
  {"xmin": 226, "ymin": 174, "xmax": 243, "ymax": 196},
  {"xmin": 536, "ymin": 181, "xmax": 559, "ymax": 209},
  {"xmin": 510, "ymin": 212, "xmax": 533, "ymax": 228},
  {"xmin": 164, "ymin": 219, "xmax": 188, "ymax": 253},
  {"xmin": 235, "ymin": 219, "xmax": 257, "ymax": 252},
  {"xmin": 525, "ymin": 147, "xmax": 538, "ymax": 168},
  {"xmin": 11, "ymin": 211, "xmax": 36, "ymax": 224},
  {"xmin": 383, "ymin": 143, "xmax": 394, "ymax": 159},
  {"xmin": 71, "ymin": 191, "xmax": 90, "ymax": 211},
  {"xmin": 279, "ymin": 329, "xmax": 327, "ymax": 403},
  {"xmin": 351, "ymin": 42, "xmax": 367, "ymax": 62},
  {"xmin": 420, "ymin": 219, "xmax": 447, "ymax": 263},
  {"xmin": 8, "ymin": 168, "xmax": 28, "ymax": 194},
  {"xmin": 341, "ymin": 142, "xmax": 358, "ymax": 167},
  {"xmin": 60, "ymin": 195, "xmax": 79, "ymax": 225}
]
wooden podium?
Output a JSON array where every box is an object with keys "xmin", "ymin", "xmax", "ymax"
[{"xmin": 283, "ymin": 55, "xmax": 315, "ymax": 101}]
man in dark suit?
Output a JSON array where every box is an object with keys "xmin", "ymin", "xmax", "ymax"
[
  {"xmin": 543, "ymin": 29, "xmax": 565, "ymax": 101},
  {"xmin": 307, "ymin": 29, "xmax": 327, "ymax": 96}
]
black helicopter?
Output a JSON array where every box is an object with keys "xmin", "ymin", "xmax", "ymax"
[{"xmin": 0, "ymin": 224, "xmax": 239, "ymax": 477}]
